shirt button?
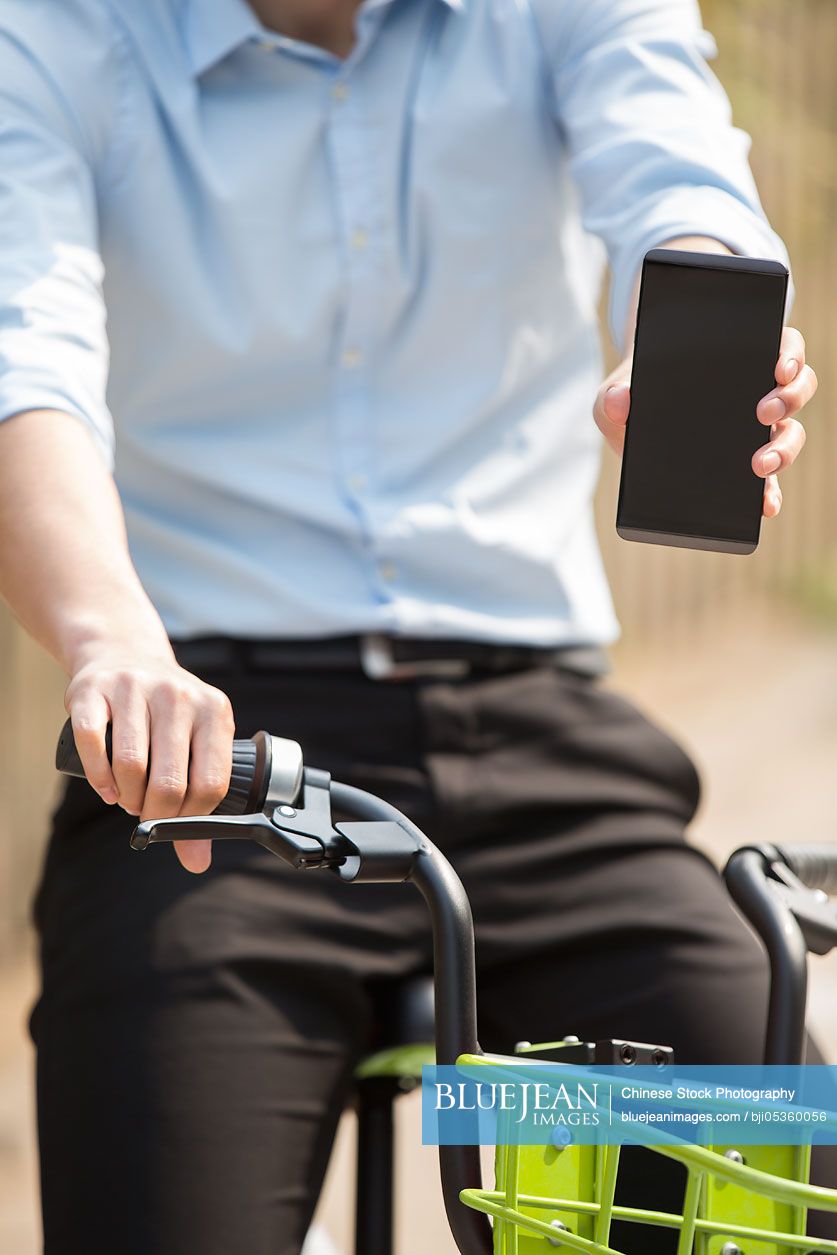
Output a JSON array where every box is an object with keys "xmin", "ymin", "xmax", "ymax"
[
  {"xmin": 332, "ymin": 81, "xmax": 350, "ymax": 102},
  {"xmin": 379, "ymin": 562, "xmax": 397, "ymax": 584},
  {"xmin": 350, "ymin": 228, "xmax": 368, "ymax": 251},
  {"xmin": 342, "ymin": 348, "xmax": 363, "ymax": 368}
]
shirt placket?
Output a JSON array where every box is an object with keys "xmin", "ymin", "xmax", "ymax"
[{"xmin": 326, "ymin": 21, "xmax": 399, "ymax": 610}]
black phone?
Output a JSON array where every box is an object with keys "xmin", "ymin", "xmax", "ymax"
[{"xmin": 616, "ymin": 248, "xmax": 789, "ymax": 555}]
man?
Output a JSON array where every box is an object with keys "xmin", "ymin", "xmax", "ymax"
[{"xmin": 0, "ymin": 1, "xmax": 824, "ymax": 1252}]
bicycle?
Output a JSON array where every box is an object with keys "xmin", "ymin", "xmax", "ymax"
[{"xmin": 56, "ymin": 721, "xmax": 837, "ymax": 1255}]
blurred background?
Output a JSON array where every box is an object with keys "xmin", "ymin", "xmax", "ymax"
[{"xmin": 1, "ymin": 0, "xmax": 835, "ymax": 1249}]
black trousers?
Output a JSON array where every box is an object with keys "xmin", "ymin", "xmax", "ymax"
[{"xmin": 31, "ymin": 657, "xmax": 836, "ymax": 1253}]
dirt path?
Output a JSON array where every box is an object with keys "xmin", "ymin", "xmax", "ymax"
[{"xmin": 2, "ymin": 601, "xmax": 835, "ymax": 1253}]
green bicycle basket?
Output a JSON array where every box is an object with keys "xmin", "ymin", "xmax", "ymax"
[{"xmin": 455, "ymin": 1053, "xmax": 837, "ymax": 1255}]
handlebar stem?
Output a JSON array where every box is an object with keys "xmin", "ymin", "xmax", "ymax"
[{"xmin": 329, "ymin": 782, "xmax": 492, "ymax": 1255}]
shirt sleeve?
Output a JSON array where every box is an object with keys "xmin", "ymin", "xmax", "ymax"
[
  {"xmin": 529, "ymin": 0, "xmax": 792, "ymax": 347},
  {"xmin": 0, "ymin": 5, "xmax": 120, "ymax": 465}
]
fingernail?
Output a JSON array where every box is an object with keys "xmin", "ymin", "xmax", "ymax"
[
  {"xmin": 785, "ymin": 358, "xmax": 799, "ymax": 380},
  {"xmin": 101, "ymin": 786, "xmax": 119, "ymax": 804},
  {"xmin": 605, "ymin": 384, "xmax": 630, "ymax": 418},
  {"xmin": 760, "ymin": 397, "xmax": 786, "ymax": 424},
  {"xmin": 761, "ymin": 451, "xmax": 782, "ymax": 474}
]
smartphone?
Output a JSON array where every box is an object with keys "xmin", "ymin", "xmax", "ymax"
[{"xmin": 616, "ymin": 249, "xmax": 789, "ymax": 555}]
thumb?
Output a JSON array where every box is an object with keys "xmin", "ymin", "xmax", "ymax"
[
  {"xmin": 603, "ymin": 381, "xmax": 631, "ymax": 428},
  {"xmin": 593, "ymin": 373, "xmax": 632, "ymax": 454}
]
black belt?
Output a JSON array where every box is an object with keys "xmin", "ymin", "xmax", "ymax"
[{"xmin": 171, "ymin": 633, "xmax": 609, "ymax": 681}]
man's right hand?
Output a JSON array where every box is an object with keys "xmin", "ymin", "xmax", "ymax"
[
  {"xmin": 64, "ymin": 645, "xmax": 235, "ymax": 874},
  {"xmin": 0, "ymin": 411, "xmax": 237, "ymax": 874}
]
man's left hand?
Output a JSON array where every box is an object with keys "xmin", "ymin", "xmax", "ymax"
[{"xmin": 593, "ymin": 326, "xmax": 817, "ymax": 518}]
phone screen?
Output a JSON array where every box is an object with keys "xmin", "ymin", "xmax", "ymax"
[{"xmin": 616, "ymin": 250, "xmax": 788, "ymax": 554}]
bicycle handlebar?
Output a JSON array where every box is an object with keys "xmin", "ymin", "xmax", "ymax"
[
  {"xmin": 54, "ymin": 717, "xmax": 836, "ymax": 1246},
  {"xmin": 55, "ymin": 718, "xmax": 304, "ymax": 814},
  {"xmin": 55, "ymin": 720, "xmax": 493, "ymax": 1255},
  {"xmin": 775, "ymin": 842, "xmax": 837, "ymax": 896},
  {"xmin": 724, "ymin": 841, "xmax": 837, "ymax": 1065}
]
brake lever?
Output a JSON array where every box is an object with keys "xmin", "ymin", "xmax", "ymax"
[
  {"xmin": 131, "ymin": 768, "xmax": 348, "ymax": 871},
  {"xmin": 769, "ymin": 861, "xmax": 837, "ymax": 956},
  {"xmin": 131, "ymin": 811, "xmax": 331, "ymax": 869},
  {"xmin": 130, "ymin": 766, "xmax": 424, "ymax": 884}
]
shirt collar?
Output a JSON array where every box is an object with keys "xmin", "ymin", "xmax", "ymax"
[
  {"xmin": 183, "ymin": 0, "xmax": 260, "ymax": 76},
  {"xmin": 183, "ymin": 0, "xmax": 466, "ymax": 78}
]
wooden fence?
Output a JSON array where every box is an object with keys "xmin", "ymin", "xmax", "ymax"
[
  {"xmin": 1, "ymin": 0, "xmax": 835, "ymax": 959},
  {"xmin": 0, "ymin": 621, "xmax": 64, "ymax": 959}
]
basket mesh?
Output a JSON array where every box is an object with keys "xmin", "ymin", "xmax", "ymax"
[{"xmin": 461, "ymin": 1140, "xmax": 837, "ymax": 1254}]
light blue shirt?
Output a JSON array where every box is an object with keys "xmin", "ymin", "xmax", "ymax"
[{"xmin": 0, "ymin": 0, "xmax": 788, "ymax": 643}]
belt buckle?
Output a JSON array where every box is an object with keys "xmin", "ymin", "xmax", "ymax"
[{"xmin": 359, "ymin": 634, "xmax": 470, "ymax": 682}]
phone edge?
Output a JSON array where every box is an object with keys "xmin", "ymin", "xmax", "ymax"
[{"xmin": 615, "ymin": 247, "xmax": 788, "ymax": 557}]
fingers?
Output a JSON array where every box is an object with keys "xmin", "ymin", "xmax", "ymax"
[
  {"xmin": 763, "ymin": 473, "xmax": 782, "ymax": 519},
  {"xmin": 175, "ymin": 707, "xmax": 229, "ymax": 873},
  {"xmin": 140, "ymin": 681, "xmax": 234, "ymax": 876},
  {"xmin": 752, "ymin": 416, "xmax": 807, "ymax": 477},
  {"xmin": 181, "ymin": 692, "xmax": 234, "ymax": 815},
  {"xmin": 757, "ymin": 362, "xmax": 818, "ymax": 426},
  {"xmin": 67, "ymin": 689, "xmax": 118, "ymax": 804},
  {"xmin": 594, "ymin": 329, "xmax": 814, "ymax": 521},
  {"xmin": 173, "ymin": 838, "xmax": 213, "ymax": 876},
  {"xmin": 776, "ymin": 326, "xmax": 806, "ymax": 386},
  {"xmin": 140, "ymin": 686, "xmax": 211, "ymax": 875},
  {"xmin": 176, "ymin": 691, "xmax": 235, "ymax": 874},
  {"xmin": 754, "ymin": 412, "xmax": 805, "ymax": 520},
  {"xmin": 761, "ymin": 327, "xmax": 817, "ymax": 424},
  {"xmin": 755, "ymin": 328, "xmax": 815, "ymax": 520},
  {"xmin": 141, "ymin": 682, "xmax": 193, "ymax": 822},
  {"xmin": 66, "ymin": 655, "xmax": 235, "ymax": 874},
  {"xmin": 109, "ymin": 675, "xmax": 151, "ymax": 816}
]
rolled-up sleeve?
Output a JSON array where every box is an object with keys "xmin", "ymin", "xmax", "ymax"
[
  {"xmin": 0, "ymin": 17, "xmax": 115, "ymax": 464},
  {"xmin": 531, "ymin": 0, "xmax": 791, "ymax": 346}
]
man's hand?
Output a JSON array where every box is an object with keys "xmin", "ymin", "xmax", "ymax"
[
  {"xmin": 594, "ymin": 325, "xmax": 817, "ymax": 519},
  {"xmin": 64, "ymin": 645, "xmax": 235, "ymax": 874},
  {"xmin": 0, "ymin": 411, "xmax": 236, "ymax": 875}
]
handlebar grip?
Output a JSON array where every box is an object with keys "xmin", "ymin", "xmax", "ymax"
[
  {"xmin": 775, "ymin": 843, "xmax": 837, "ymax": 896},
  {"xmin": 55, "ymin": 719, "xmax": 112, "ymax": 779},
  {"xmin": 54, "ymin": 718, "xmax": 271, "ymax": 816}
]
